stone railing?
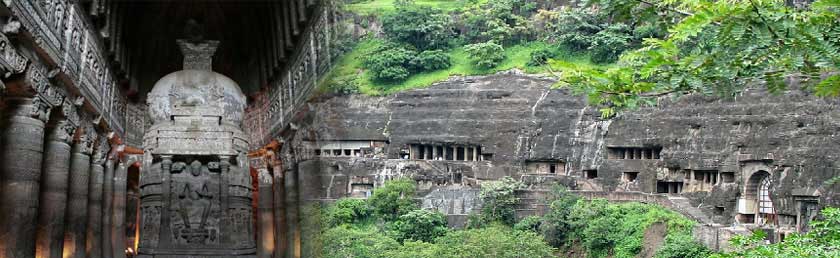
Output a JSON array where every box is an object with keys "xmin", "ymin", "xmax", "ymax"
[{"xmin": 4, "ymin": 0, "xmax": 126, "ymax": 136}]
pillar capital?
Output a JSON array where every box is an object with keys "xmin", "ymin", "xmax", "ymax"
[
  {"xmin": 48, "ymin": 119, "xmax": 78, "ymax": 145},
  {"xmin": 76, "ymin": 123, "xmax": 97, "ymax": 155}
]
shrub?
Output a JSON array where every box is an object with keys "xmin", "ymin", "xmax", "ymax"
[
  {"xmin": 655, "ymin": 234, "xmax": 711, "ymax": 258},
  {"xmin": 589, "ymin": 23, "xmax": 634, "ymax": 63},
  {"xmin": 553, "ymin": 8, "xmax": 602, "ymax": 51},
  {"xmin": 539, "ymin": 185, "xmax": 580, "ymax": 247},
  {"xmin": 381, "ymin": 5, "xmax": 453, "ymax": 50},
  {"xmin": 364, "ymin": 44, "xmax": 417, "ymax": 82},
  {"xmin": 391, "ymin": 209, "xmax": 449, "ymax": 243},
  {"xmin": 477, "ymin": 176, "xmax": 524, "ymax": 225},
  {"xmin": 514, "ymin": 215, "xmax": 542, "ymax": 232},
  {"xmin": 527, "ymin": 47, "xmax": 556, "ymax": 66},
  {"xmin": 324, "ymin": 198, "xmax": 370, "ymax": 227},
  {"xmin": 465, "ymin": 42, "xmax": 505, "ymax": 69},
  {"xmin": 322, "ymin": 225, "xmax": 399, "ymax": 258},
  {"xmin": 436, "ymin": 225, "xmax": 556, "ymax": 258},
  {"xmin": 410, "ymin": 50, "xmax": 451, "ymax": 71},
  {"xmin": 369, "ymin": 178, "xmax": 418, "ymax": 220}
]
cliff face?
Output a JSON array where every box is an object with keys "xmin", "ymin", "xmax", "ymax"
[{"xmin": 290, "ymin": 71, "xmax": 839, "ymax": 243}]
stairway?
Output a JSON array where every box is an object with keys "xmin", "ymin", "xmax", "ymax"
[{"xmin": 667, "ymin": 196, "xmax": 714, "ymax": 225}]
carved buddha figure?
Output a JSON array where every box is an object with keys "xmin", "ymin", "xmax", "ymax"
[{"xmin": 175, "ymin": 160, "xmax": 214, "ymax": 243}]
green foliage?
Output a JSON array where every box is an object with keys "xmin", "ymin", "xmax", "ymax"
[
  {"xmin": 527, "ymin": 47, "xmax": 557, "ymax": 66},
  {"xmin": 381, "ymin": 5, "xmax": 454, "ymax": 50},
  {"xmin": 513, "ymin": 215, "xmax": 542, "ymax": 232},
  {"xmin": 465, "ymin": 42, "xmax": 506, "ymax": 69},
  {"xmin": 590, "ymin": 23, "xmax": 634, "ymax": 63},
  {"xmin": 369, "ymin": 178, "xmax": 418, "ymax": 220},
  {"xmin": 435, "ymin": 225, "xmax": 556, "ymax": 258},
  {"xmin": 654, "ymin": 233, "xmax": 711, "ymax": 258},
  {"xmin": 324, "ymin": 198, "xmax": 370, "ymax": 227},
  {"xmin": 322, "ymin": 225, "xmax": 400, "ymax": 258},
  {"xmin": 712, "ymin": 207, "xmax": 840, "ymax": 257},
  {"xmin": 477, "ymin": 176, "xmax": 524, "ymax": 226},
  {"xmin": 538, "ymin": 185, "xmax": 581, "ymax": 247},
  {"xmin": 410, "ymin": 50, "xmax": 452, "ymax": 71},
  {"xmin": 557, "ymin": 0, "xmax": 840, "ymax": 117},
  {"xmin": 391, "ymin": 209, "xmax": 449, "ymax": 242},
  {"xmin": 527, "ymin": 186, "xmax": 704, "ymax": 258},
  {"xmin": 364, "ymin": 44, "xmax": 417, "ymax": 82},
  {"xmin": 461, "ymin": 0, "xmax": 534, "ymax": 45}
]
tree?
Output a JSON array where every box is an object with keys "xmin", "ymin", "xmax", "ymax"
[
  {"xmin": 381, "ymin": 5, "xmax": 454, "ymax": 50},
  {"xmin": 555, "ymin": 0, "xmax": 840, "ymax": 118},
  {"xmin": 369, "ymin": 178, "xmax": 418, "ymax": 220},
  {"xmin": 465, "ymin": 42, "xmax": 506, "ymax": 69},
  {"xmin": 476, "ymin": 176, "xmax": 524, "ymax": 225},
  {"xmin": 364, "ymin": 44, "xmax": 417, "ymax": 82},
  {"xmin": 324, "ymin": 198, "xmax": 370, "ymax": 227},
  {"xmin": 391, "ymin": 209, "xmax": 449, "ymax": 243}
]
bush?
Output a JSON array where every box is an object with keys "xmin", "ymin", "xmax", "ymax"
[
  {"xmin": 324, "ymin": 198, "xmax": 370, "ymax": 227},
  {"xmin": 477, "ymin": 176, "xmax": 524, "ymax": 225},
  {"xmin": 435, "ymin": 225, "xmax": 556, "ymax": 258},
  {"xmin": 655, "ymin": 234, "xmax": 711, "ymax": 258},
  {"xmin": 364, "ymin": 44, "xmax": 417, "ymax": 82},
  {"xmin": 391, "ymin": 209, "xmax": 449, "ymax": 243},
  {"xmin": 461, "ymin": 0, "xmax": 535, "ymax": 45},
  {"xmin": 410, "ymin": 50, "xmax": 451, "ymax": 71},
  {"xmin": 514, "ymin": 215, "xmax": 542, "ymax": 232},
  {"xmin": 553, "ymin": 8, "xmax": 602, "ymax": 51},
  {"xmin": 465, "ymin": 42, "xmax": 506, "ymax": 69},
  {"xmin": 381, "ymin": 5, "xmax": 453, "ymax": 50},
  {"xmin": 369, "ymin": 178, "xmax": 418, "ymax": 220},
  {"xmin": 589, "ymin": 23, "xmax": 634, "ymax": 63},
  {"xmin": 539, "ymin": 185, "xmax": 580, "ymax": 247},
  {"xmin": 527, "ymin": 47, "xmax": 556, "ymax": 66},
  {"xmin": 322, "ymin": 225, "xmax": 399, "ymax": 258}
]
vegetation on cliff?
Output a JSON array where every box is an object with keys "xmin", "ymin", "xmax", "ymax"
[{"xmin": 326, "ymin": 0, "xmax": 840, "ymax": 118}]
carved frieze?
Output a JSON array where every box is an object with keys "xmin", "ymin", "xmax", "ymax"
[{"xmin": 0, "ymin": 32, "xmax": 29, "ymax": 75}]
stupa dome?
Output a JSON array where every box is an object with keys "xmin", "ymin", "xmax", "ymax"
[{"xmin": 147, "ymin": 69, "xmax": 246, "ymax": 125}]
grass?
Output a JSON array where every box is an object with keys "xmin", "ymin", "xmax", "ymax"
[
  {"xmin": 345, "ymin": 0, "xmax": 483, "ymax": 15},
  {"xmin": 320, "ymin": 38, "xmax": 612, "ymax": 96}
]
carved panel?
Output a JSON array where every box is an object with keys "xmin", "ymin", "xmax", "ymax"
[{"xmin": 0, "ymin": 32, "xmax": 29, "ymax": 74}]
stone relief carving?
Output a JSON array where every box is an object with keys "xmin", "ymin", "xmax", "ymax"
[{"xmin": 171, "ymin": 160, "xmax": 219, "ymax": 245}]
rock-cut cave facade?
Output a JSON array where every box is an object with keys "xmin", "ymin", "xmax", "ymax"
[{"xmin": 0, "ymin": 1, "xmax": 837, "ymax": 258}]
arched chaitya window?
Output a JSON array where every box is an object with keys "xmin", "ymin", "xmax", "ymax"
[{"xmin": 756, "ymin": 176, "xmax": 776, "ymax": 225}]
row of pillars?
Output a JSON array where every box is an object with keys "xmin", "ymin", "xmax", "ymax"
[
  {"xmin": 252, "ymin": 146, "xmax": 302, "ymax": 258},
  {"xmin": 0, "ymin": 97, "xmax": 130, "ymax": 258},
  {"xmin": 408, "ymin": 144, "xmax": 482, "ymax": 161}
]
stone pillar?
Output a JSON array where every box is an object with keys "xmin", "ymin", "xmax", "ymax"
[
  {"xmin": 36, "ymin": 120, "xmax": 76, "ymax": 258},
  {"xmin": 432, "ymin": 145, "xmax": 438, "ymax": 160},
  {"xmin": 0, "ymin": 97, "xmax": 50, "ymax": 258},
  {"xmin": 285, "ymin": 164, "xmax": 300, "ymax": 258},
  {"xmin": 63, "ymin": 129, "xmax": 94, "ymax": 258},
  {"xmin": 101, "ymin": 158, "xmax": 116, "ymax": 257},
  {"xmin": 272, "ymin": 156, "xmax": 288, "ymax": 258},
  {"xmin": 111, "ymin": 160, "xmax": 128, "ymax": 258},
  {"xmin": 473, "ymin": 147, "xmax": 479, "ymax": 161},
  {"xmin": 257, "ymin": 165, "xmax": 276, "ymax": 258},
  {"xmin": 86, "ymin": 139, "xmax": 108, "ymax": 258}
]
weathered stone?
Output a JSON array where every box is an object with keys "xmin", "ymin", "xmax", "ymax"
[
  {"xmin": 138, "ymin": 37, "xmax": 254, "ymax": 257},
  {"xmin": 0, "ymin": 97, "xmax": 49, "ymax": 258},
  {"xmin": 62, "ymin": 127, "xmax": 94, "ymax": 258},
  {"xmin": 36, "ymin": 120, "xmax": 76, "ymax": 258},
  {"xmin": 86, "ymin": 137, "xmax": 108, "ymax": 258}
]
